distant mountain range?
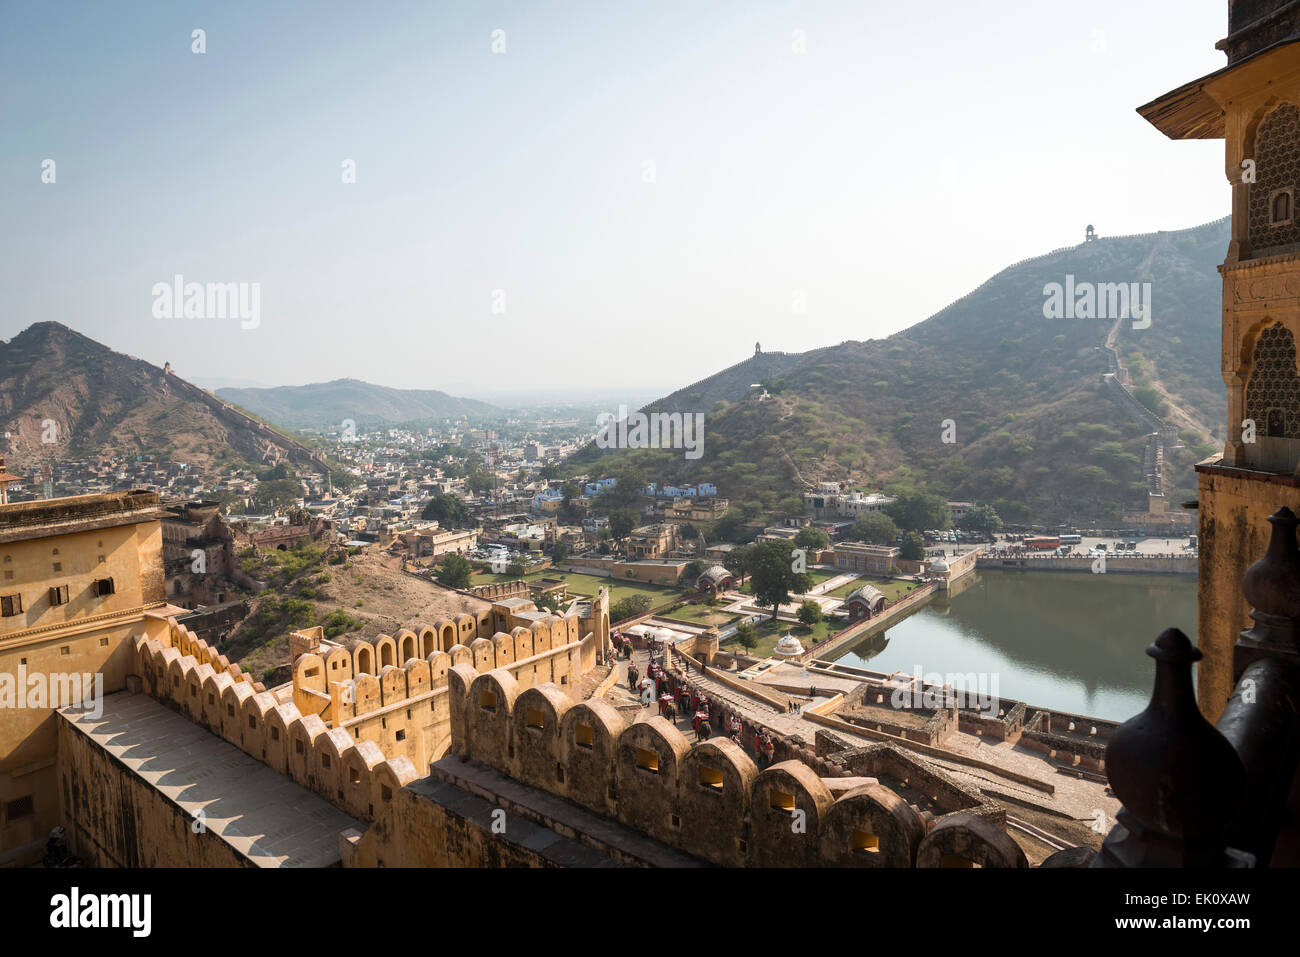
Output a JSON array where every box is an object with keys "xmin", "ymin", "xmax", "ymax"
[
  {"xmin": 566, "ymin": 218, "xmax": 1231, "ymax": 525},
  {"xmin": 216, "ymin": 379, "xmax": 498, "ymax": 430},
  {"xmin": 0, "ymin": 322, "xmax": 326, "ymax": 474}
]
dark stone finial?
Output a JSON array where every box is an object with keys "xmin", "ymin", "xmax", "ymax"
[
  {"xmin": 1239, "ymin": 507, "xmax": 1300, "ymax": 665},
  {"xmin": 1098, "ymin": 628, "xmax": 1245, "ymax": 866}
]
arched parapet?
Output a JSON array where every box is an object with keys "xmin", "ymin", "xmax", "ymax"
[
  {"xmin": 491, "ymin": 632, "xmax": 514, "ymax": 668},
  {"xmin": 447, "ymin": 664, "xmax": 479, "ymax": 758},
  {"xmin": 352, "ymin": 673, "xmax": 382, "ymax": 717},
  {"xmin": 323, "ymin": 645, "xmax": 353, "ymax": 684},
  {"xmin": 511, "ymin": 627, "xmax": 534, "ymax": 665},
  {"xmin": 352, "ymin": 640, "xmax": 376, "ymax": 678},
  {"xmin": 311, "ymin": 727, "xmax": 353, "ymax": 804},
  {"xmin": 373, "ymin": 634, "xmax": 398, "ymax": 670},
  {"xmin": 342, "ymin": 740, "xmax": 385, "ymax": 819},
  {"xmin": 559, "ymin": 700, "xmax": 626, "ymax": 816},
  {"xmin": 531, "ymin": 619, "xmax": 553, "ymax": 655},
  {"xmin": 265, "ymin": 702, "xmax": 303, "ymax": 775},
  {"xmin": 178, "ymin": 660, "xmax": 208, "ymax": 722},
  {"xmin": 426, "ymin": 650, "xmax": 450, "ymax": 689},
  {"xmin": 330, "ymin": 679, "xmax": 357, "ymax": 724},
  {"xmin": 192, "ymin": 638, "xmax": 213, "ymax": 667},
  {"xmin": 614, "ymin": 717, "xmax": 691, "ymax": 846},
  {"xmin": 393, "ymin": 629, "xmax": 419, "ymax": 665},
  {"xmin": 511, "ymin": 684, "xmax": 571, "ymax": 792},
  {"xmin": 404, "ymin": 657, "xmax": 431, "ymax": 699},
  {"xmin": 821, "ymin": 783, "xmax": 926, "ymax": 867},
  {"xmin": 470, "ymin": 636, "xmax": 496, "ymax": 672},
  {"xmin": 448, "ymin": 644, "xmax": 473, "ymax": 670},
  {"xmin": 293, "ymin": 653, "xmax": 327, "ymax": 696},
  {"xmin": 436, "ymin": 618, "xmax": 456, "ymax": 652},
  {"xmin": 220, "ymin": 680, "xmax": 255, "ymax": 747},
  {"xmin": 679, "ymin": 738, "xmax": 758, "ymax": 867},
  {"xmin": 373, "ymin": 755, "xmax": 419, "ymax": 813},
  {"xmin": 159, "ymin": 648, "xmax": 185, "ymax": 705},
  {"xmin": 241, "ymin": 691, "xmax": 277, "ymax": 761},
  {"xmin": 288, "ymin": 714, "xmax": 327, "ymax": 788},
  {"xmin": 414, "ymin": 622, "xmax": 438, "ymax": 658},
  {"xmin": 748, "ymin": 761, "xmax": 834, "ymax": 868},
  {"xmin": 455, "ymin": 613, "xmax": 476, "ymax": 646},
  {"xmin": 136, "ymin": 636, "xmax": 162, "ymax": 689},
  {"xmin": 916, "ymin": 812, "xmax": 1028, "ymax": 868},
  {"xmin": 379, "ymin": 664, "xmax": 407, "ymax": 706},
  {"xmin": 201, "ymin": 671, "xmax": 234, "ymax": 731},
  {"xmin": 466, "ymin": 669, "xmax": 521, "ymax": 773}
]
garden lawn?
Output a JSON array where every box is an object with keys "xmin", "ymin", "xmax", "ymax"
[
  {"xmin": 825, "ymin": 576, "xmax": 917, "ymax": 602},
  {"xmin": 469, "ymin": 569, "xmax": 685, "ymax": 608}
]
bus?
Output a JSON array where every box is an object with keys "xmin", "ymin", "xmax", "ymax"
[
  {"xmin": 1024, "ymin": 536, "xmax": 1061, "ymax": 550},
  {"xmin": 1060, "ymin": 534, "xmax": 1082, "ymax": 545}
]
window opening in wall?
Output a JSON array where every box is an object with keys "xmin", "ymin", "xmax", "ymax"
[
  {"xmin": 1, "ymin": 594, "xmax": 23, "ymax": 617},
  {"xmin": 395, "ymin": 729, "xmax": 405, "ymax": 742},
  {"xmin": 635, "ymin": 747, "xmax": 659, "ymax": 773},
  {"xmin": 942, "ymin": 854, "xmax": 981, "ymax": 868},
  {"xmin": 48, "ymin": 584, "xmax": 69, "ymax": 606},
  {"xmin": 771, "ymin": 790, "xmax": 796, "ymax": 812},
  {"xmin": 526, "ymin": 708, "xmax": 545, "ymax": 730},
  {"xmin": 4, "ymin": 796, "xmax": 34, "ymax": 821},
  {"xmin": 575, "ymin": 724, "xmax": 594, "ymax": 749},
  {"xmin": 480, "ymin": 689, "xmax": 497, "ymax": 712},
  {"xmin": 852, "ymin": 829, "xmax": 880, "ymax": 854},
  {"xmin": 698, "ymin": 766, "xmax": 724, "ymax": 790}
]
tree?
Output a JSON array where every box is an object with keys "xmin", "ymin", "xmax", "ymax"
[
  {"xmin": 957, "ymin": 504, "xmax": 1002, "ymax": 536},
  {"xmin": 748, "ymin": 540, "xmax": 812, "ymax": 620},
  {"xmin": 797, "ymin": 600, "xmax": 823, "ymax": 626},
  {"xmin": 684, "ymin": 560, "xmax": 704, "ymax": 579},
  {"xmin": 253, "ymin": 478, "xmax": 302, "ymax": 512},
  {"xmin": 886, "ymin": 490, "xmax": 952, "ymax": 532},
  {"xmin": 793, "ymin": 526, "xmax": 830, "ymax": 551},
  {"xmin": 536, "ymin": 592, "xmax": 563, "ymax": 613},
  {"xmin": 421, "ymin": 493, "xmax": 469, "ymax": 527},
  {"xmin": 611, "ymin": 594, "xmax": 653, "ymax": 622},
  {"xmin": 722, "ymin": 544, "xmax": 752, "ymax": 579},
  {"xmin": 506, "ymin": 561, "xmax": 526, "ymax": 577},
  {"xmin": 467, "ymin": 468, "xmax": 495, "ymax": 496},
  {"xmin": 714, "ymin": 508, "xmax": 747, "ymax": 543},
  {"xmin": 900, "ymin": 532, "xmax": 926, "ymax": 561},
  {"xmin": 609, "ymin": 508, "xmax": 637, "ymax": 541},
  {"xmin": 550, "ymin": 541, "xmax": 571, "ymax": 563},
  {"xmin": 435, "ymin": 553, "xmax": 473, "ymax": 590},
  {"xmin": 851, "ymin": 511, "xmax": 899, "ymax": 544},
  {"xmin": 735, "ymin": 620, "xmax": 758, "ymax": 652}
]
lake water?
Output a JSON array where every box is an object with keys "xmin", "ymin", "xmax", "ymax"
[{"xmin": 830, "ymin": 570, "xmax": 1197, "ymax": 722}]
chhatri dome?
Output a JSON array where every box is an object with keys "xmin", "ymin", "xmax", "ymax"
[{"xmin": 774, "ymin": 633, "xmax": 805, "ymax": 659}]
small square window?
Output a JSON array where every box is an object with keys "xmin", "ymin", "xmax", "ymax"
[
  {"xmin": 49, "ymin": 584, "xmax": 69, "ymax": 606},
  {"xmin": 52, "ymin": 563, "xmax": 61, "ymax": 573},
  {"xmin": 395, "ymin": 729, "xmax": 406, "ymax": 742},
  {"xmin": 1, "ymin": 593, "xmax": 23, "ymax": 617},
  {"xmin": 99, "ymin": 637, "xmax": 108, "ymax": 647}
]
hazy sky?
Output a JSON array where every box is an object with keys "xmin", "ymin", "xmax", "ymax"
[{"xmin": 1, "ymin": 0, "xmax": 1229, "ymax": 401}]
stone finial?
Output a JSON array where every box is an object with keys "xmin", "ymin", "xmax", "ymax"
[
  {"xmin": 1238, "ymin": 507, "xmax": 1300, "ymax": 671},
  {"xmin": 1097, "ymin": 628, "xmax": 1246, "ymax": 867}
]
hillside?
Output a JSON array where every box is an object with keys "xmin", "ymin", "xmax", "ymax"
[
  {"xmin": 566, "ymin": 218, "xmax": 1231, "ymax": 525},
  {"xmin": 217, "ymin": 378, "xmax": 499, "ymax": 430},
  {"xmin": 0, "ymin": 322, "xmax": 327, "ymax": 474}
]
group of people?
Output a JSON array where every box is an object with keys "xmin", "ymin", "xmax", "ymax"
[{"xmin": 620, "ymin": 645, "xmax": 778, "ymax": 765}]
